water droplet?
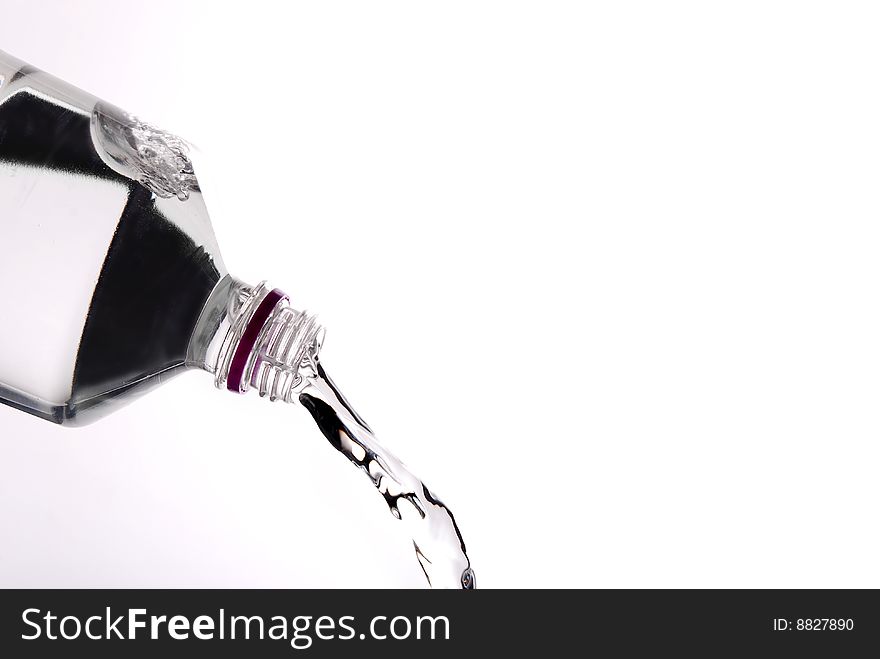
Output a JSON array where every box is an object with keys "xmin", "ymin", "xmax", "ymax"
[{"xmin": 461, "ymin": 567, "xmax": 476, "ymax": 589}]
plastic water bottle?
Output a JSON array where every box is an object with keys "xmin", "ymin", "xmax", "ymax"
[{"xmin": 0, "ymin": 49, "xmax": 319, "ymax": 426}]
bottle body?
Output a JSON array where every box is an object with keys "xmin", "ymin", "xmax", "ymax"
[{"xmin": 0, "ymin": 51, "xmax": 227, "ymax": 425}]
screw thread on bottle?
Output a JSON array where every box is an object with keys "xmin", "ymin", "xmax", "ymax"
[
  {"xmin": 251, "ymin": 304, "xmax": 324, "ymax": 402},
  {"xmin": 214, "ymin": 281, "xmax": 324, "ymax": 399}
]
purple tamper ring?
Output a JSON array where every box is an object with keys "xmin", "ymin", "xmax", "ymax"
[{"xmin": 227, "ymin": 288, "xmax": 287, "ymax": 393}]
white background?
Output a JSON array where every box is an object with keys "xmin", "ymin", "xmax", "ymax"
[{"xmin": 1, "ymin": 1, "xmax": 879, "ymax": 588}]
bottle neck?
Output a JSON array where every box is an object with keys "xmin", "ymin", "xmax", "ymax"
[{"xmin": 189, "ymin": 277, "xmax": 324, "ymax": 400}]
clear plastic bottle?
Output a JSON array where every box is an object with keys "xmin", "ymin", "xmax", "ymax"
[{"xmin": 0, "ymin": 49, "xmax": 306, "ymax": 425}]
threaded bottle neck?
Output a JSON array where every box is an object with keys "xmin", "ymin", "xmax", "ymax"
[{"xmin": 213, "ymin": 281, "xmax": 324, "ymax": 399}]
